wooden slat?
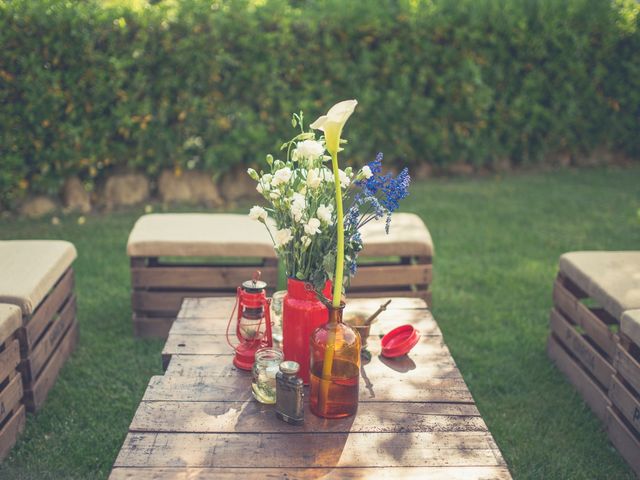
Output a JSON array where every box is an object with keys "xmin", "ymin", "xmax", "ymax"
[
  {"xmin": 109, "ymin": 466, "xmax": 512, "ymax": 480},
  {"xmin": 553, "ymin": 278, "xmax": 618, "ymax": 358},
  {"xmin": 0, "ymin": 339, "xmax": 20, "ymax": 384},
  {"xmin": 347, "ymin": 288, "xmax": 430, "ymax": 301},
  {"xmin": 547, "ymin": 335, "xmax": 609, "ymax": 422},
  {"xmin": 169, "ymin": 305, "xmax": 441, "ymax": 337},
  {"xmin": 21, "ymin": 296, "xmax": 76, "ymax": 383},
  {"xmin": 0, "ymin": 405, "xmax": 25, "ymax": 461},
  {"xmin": 549, "ymin": 308, "xmax": 615, "ymax": 390},
  {"xmin": 162, "ymin": 335, "xmax": 458, "ymax": 374},
  {"xmin": 174, "ymin": 297, "xmax": 428, "ymax": 322},
  {"xmin": 349, "ymin": 264, "xmax": 432, "ymax": 288},
  {"xmin": 0, "ymin": 374, "xmax": 23, "ymax": 425},
  {"xmin": 133, "ymin": 291, "xmax": 235, "ymax": 316},
  {"xmin": 142, "ymin": 374, "xmax": 473, "ymax": 404},
  {"xmin": 608, "ymin": 376, "xmax": 640, "ymax": 435},
  {"xmin": 163, "ymin": 333, "xmax": 451, "ymax": 360},
  {"xmin": 133, "ymin": 316, "xmax": 174, "ymax": 339},
  {"xmin": 129, "ymin": 400, "xmax": 484, "ymax": 434},
  {"xmin": 23, "ymin": 268, "xmax": 74, "ymax": 350},
  {"xmin": 24, "ymin": 321, "xmax": 78, "ymax": 412},
  {"xmin": 163, "ymin": 350, "xmax": 459, "ymax": 377},
  {"xmin": 606, "ymin": 406, "xmax": 640, "ymax": 475},
  {"xmin": 132, "ymin": 266, "xmax": 278, "ymax": 289},
  {"xmin": 114, "ymin": 431, "xmax": 501, "ymax": 469},
  {"xmin": 615, "ymin": 345, "xmax": 640, "ymax": 396}
]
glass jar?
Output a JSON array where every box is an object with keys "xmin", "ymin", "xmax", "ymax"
[
  {"xmin": 309, "ymin": 303, "xmax": 361, "ymax": 418},
  {"xmin": 252, "ymin": 347, "xmax": 284, "ymax": 404},
  {"xmin": 270, "ymin": 290, "xmax": 286, "ymax": 348}
]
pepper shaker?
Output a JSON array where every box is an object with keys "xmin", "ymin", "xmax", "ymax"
[{"xmin": 275, "ymin": 361, "xmax": 304, "ymax": 425}]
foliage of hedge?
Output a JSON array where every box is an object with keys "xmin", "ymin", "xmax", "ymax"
[{"xmin": 1, "ymin": 0, "xmax": 639, "ymax": 208}]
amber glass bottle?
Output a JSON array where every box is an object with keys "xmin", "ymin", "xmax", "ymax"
[{"xmin": 309, "ymin": 303, "xmax": 361, "ymax": 418}]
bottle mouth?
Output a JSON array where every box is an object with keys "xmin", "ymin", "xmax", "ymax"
[{"xmin": 254, "ymin": 347, "xmax": 284, "ymax": 363}]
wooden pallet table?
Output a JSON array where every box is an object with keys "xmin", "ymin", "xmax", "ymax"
[{"xmin": 111, "ymin": 297, "xmax": 510, "ymax": 479}]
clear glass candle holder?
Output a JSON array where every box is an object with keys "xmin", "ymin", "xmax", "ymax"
[
  {"xmin": 252, "ymin": 347, "xmax": 284, "ymax": 404},
  {"xmin": 270, "ymin": 290, "xmax": 286, "ymax": 348}
]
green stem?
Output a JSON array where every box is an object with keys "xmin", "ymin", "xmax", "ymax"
[
  {"xmin": 331, "ymin": 151, "xmax": 345, "ymax": 307},
  {"xmin": 318, "ymin": 150, "xmax": 343, "ymax": 414}
]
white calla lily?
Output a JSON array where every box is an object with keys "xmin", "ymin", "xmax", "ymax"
[{"xmin": 310, "ymin": 100, "xmax": 358, "ymax": 156}]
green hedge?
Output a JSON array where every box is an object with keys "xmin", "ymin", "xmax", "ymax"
[{"xmin": 1, "ymin": 0, "xmax": 639, "ymax": 208}]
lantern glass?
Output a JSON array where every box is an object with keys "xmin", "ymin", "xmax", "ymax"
[{"xmin": 239, "ymin": 305, "xmax": 265, "ymax": 340}]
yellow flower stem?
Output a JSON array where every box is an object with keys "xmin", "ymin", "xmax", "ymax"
[{"xmin": 318, "ymin": 150, "xmax": 344, "ymax": 414}]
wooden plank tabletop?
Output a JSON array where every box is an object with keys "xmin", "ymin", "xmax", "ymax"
[{"xmin": 111, "ymin": 297, "xmax": 511, "ymax": 480}]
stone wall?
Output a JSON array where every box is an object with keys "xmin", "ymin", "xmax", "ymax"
[{"xmin": 15, "ymin": 170, "xmax": 260, "ymax": 219}]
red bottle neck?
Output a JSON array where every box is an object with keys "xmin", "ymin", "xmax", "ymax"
[{"xmin": 286, "ymin": 278, "xmax": 332, "ymax": 302}]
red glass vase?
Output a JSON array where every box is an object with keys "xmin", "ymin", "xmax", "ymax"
[{"xmin": 282, "ymin": 278, "xmax": 331, "ymax": 384}]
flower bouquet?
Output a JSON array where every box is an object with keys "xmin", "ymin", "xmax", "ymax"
[{"xmin": 248, "ymin": 100, "xmax": 410, "ymax": 415}]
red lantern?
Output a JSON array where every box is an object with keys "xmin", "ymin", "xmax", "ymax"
[{"xmin": 226, "ymin": 273, "xmax": 273, "ymax": 370}]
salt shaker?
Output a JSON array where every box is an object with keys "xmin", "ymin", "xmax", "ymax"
[{"xmin": 275, "ymin": 360, "xmax": 304, "ymax": 425}]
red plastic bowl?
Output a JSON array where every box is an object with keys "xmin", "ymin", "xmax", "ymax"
[{"xmin": 381, "ymin": 325, "xmax": 420, "ymax": 358}]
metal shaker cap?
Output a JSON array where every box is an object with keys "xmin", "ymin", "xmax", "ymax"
[{"xmin": 279, "ymin": 361, "xmax": 299, "ymax": 375}]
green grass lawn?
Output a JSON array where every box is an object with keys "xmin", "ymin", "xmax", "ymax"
[{"xmin": 0, "ymin": 166, "xmax": 639, "ymax": 479}]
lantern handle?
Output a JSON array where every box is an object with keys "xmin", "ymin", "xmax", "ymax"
[{"xmin": 225, "ymin": 287, "xmax": 241, "ymax": 351}]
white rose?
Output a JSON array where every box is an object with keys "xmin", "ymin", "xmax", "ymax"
[
  {"xmin": 339, "ymin": 169, "xmax": 350, "ymax": 188},
  {"xmin": 306, "ymin": 169, "xmax": 322, "ymax": 189},
  {"xmin": 256, "ymin": 183, "xmax": 264, "ymax": 194},
  {"xmin": 304, "ymin": 217, "xmax": 321, "ymax": 236},
  {"xmin": 316, "ymin": 204, "xmax": 333, "ymax": 224},
  {"xmin": 292, "ymin": 192, "xmax": 306, "ymax": 206},
  {"xmin": 290, "ymin": 193, "xmax": 306, "ymax": 222},
  {"xmin": 361, "ymin": 165, "xmax": 373, "ymax": 179},
  {"xmin": 294, "ymin": 140, "xmax": 325, "ymax": 160},
  {"xmin": 262, "ymin": 173, "xmax": 273, "ymax": 185},
  {"xmin": 248, "ymin": 206, "xmax": 268, "ymax": 222},
  {"xmin": 269, "ymin": 190, "xmax": 281, "ymax": 200},
  {"xmin": 274, "ymin": 228, "xmax": 293, "ymax": 247},
  {"xmin": 300, "ymin": 235, "xmax": 311, "ymax": 248},
  {"xmin": 272, "ymin": 167, "xmax": 292, "ymax": 187},
  {"xmin": 291, "ymin": 206, "xmax": 304, "ymax": 222}
]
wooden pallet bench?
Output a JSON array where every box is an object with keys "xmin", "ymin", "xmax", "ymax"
[
  {"xmin": 353, "ymin": 213, "xmax": 434, "ymax": 305},
  {"xmin": 0, "ymin": 240, "xmax": 79, "ymax": 412},
  {"xmin": 0, "ymin": 304, "xmax": 25, "ymax": 461},
  {"xmin": 547, "ymin": 251, "xmax": 640, "ymax": 474},
  {"xmin": 127, "ymin": 214, "xmax": 278, "ymax": 339},
  {"xmin": 111, "ymin": 296, "xmax": 511, "ymax": 479},
  {"xmin": 609, "ymin": 309, "xmax": 640, "ymax": 474}
]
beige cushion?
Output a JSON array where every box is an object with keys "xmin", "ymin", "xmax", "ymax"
[
  {"xmin": 559, "ymin": 251, "xmax": 640, "ymax": 320},
  {"xmin": 621, "ymin": 310, "xmax": 640, "ymax": 347},
  {"xmin": 359, "ymin": 213, "xmax": 434, "ymax": 257},
  {"xmin": 0, "ymin": 304, "xmax": 21, "ymax": 344},
  {"xmin": 127, "ymin": 214, "xmax": 277, "ymax": 259},
  {"xmin": 0, "ymin": 240, "xmax": 77, "ymax": 315}
]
